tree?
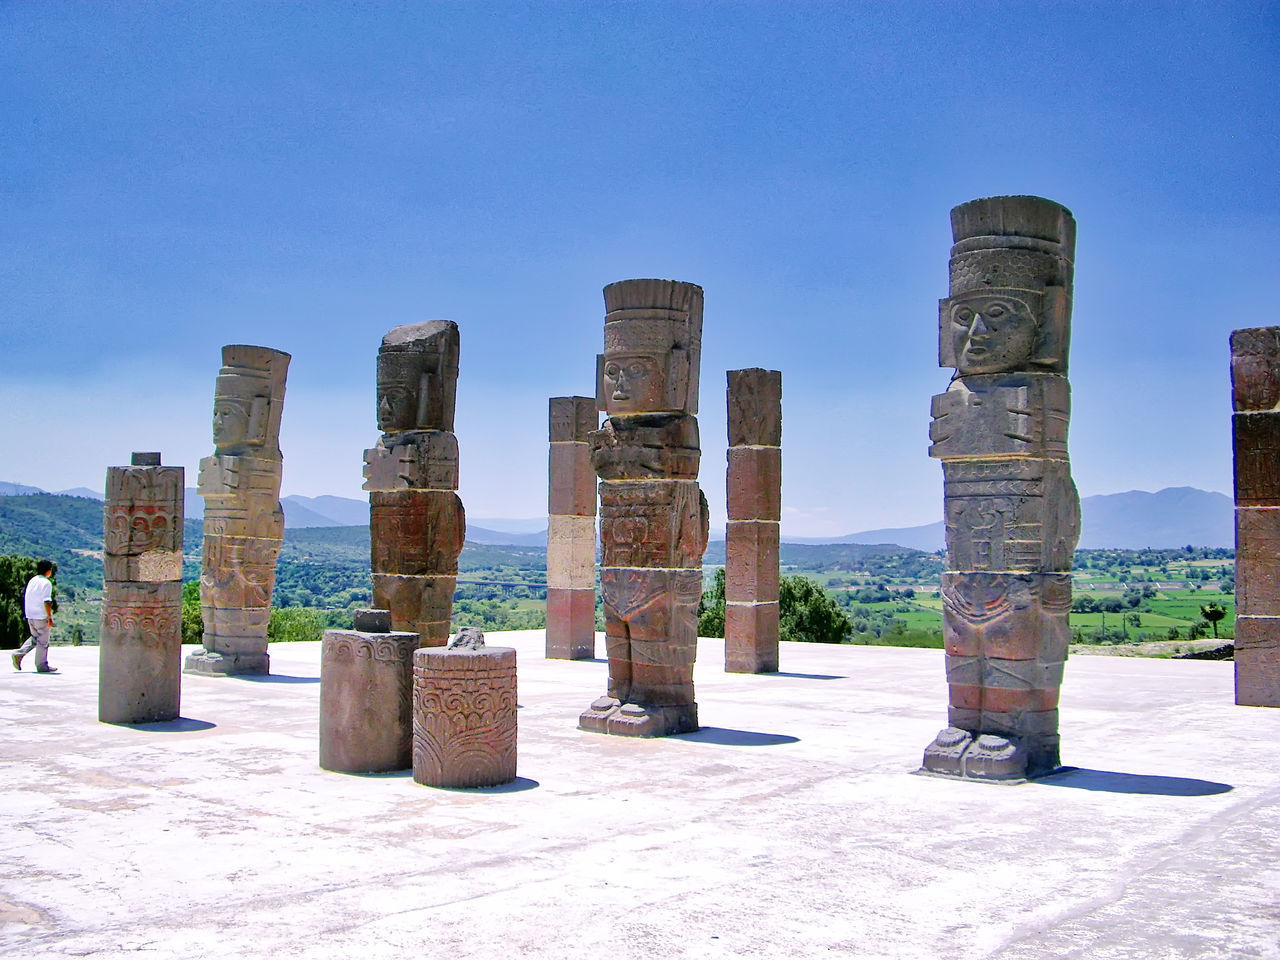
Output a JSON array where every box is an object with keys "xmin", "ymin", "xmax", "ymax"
[
  {"xmin": 181, "ymin": 580, "xmax": 204, "ymax": 645},
  {"xmin": 697, "ymin": 569, "xmax": 726, "ymax": 638},
  {"xmin": 1200, "ymin": 602, "xmax": 1227, "ymax": 639},
  {"xmin": 0, "ymin": 555, "xmax": 38, "ymax": 650},
  {"xmin": 778, "ymin": 574, "xmax": 852, "ymax": 644}
]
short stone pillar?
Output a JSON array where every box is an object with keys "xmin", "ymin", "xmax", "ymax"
[
  {"xmin": 319, "ymin": 609, "xmax": 419, "ymax": 773},
  {"xmin": 546, "ymin": 396, "xmax": 598, "ymax": 659},
  {"xmin": 412, "ymin": 633, "xmax": 517, "ymax": 788},
  {"xmin": 1231, "ymin": 327, "xmax": 1280, "ymax": 707},
  {"xmin": 100, "ymin": 452, "xmax": 184, "ymax": 724},
  {"xmin": 725, "ymin": 369, "xmax": 782, "ymax": 673}
]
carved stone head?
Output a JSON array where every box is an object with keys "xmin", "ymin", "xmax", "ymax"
[
  {"xmin": 212, "ymin": 345, "xmax": 291, "ymax": 455},
  {"xmin": 377, "ymin": 321, "xmax": 460, "ymax": 433},
  {"xmin": 597, "ymin": 279, "xmax": 703, "ymax": 416},
  {"xmin": 940, "ymin": 196, "xmax": 1074, "ymax": 376}
]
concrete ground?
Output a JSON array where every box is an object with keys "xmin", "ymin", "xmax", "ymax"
[{"xmin": 2, "ymin": 632, "xmax": 1278, "ymax": 960}]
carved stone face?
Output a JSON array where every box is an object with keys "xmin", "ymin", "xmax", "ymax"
[
  {"xmin": 376, "ymin": 352, "xmax": 426, "ymax": 432},
  {"xmin": 212, "ymin": 399, "xmax": 251, "ymax": 450},
  {"xmin": 603, "ymin": 352, "xmax": 664, "ymax": 414},
  {"xmin": 950, "ymin": 294, "xmax": 1038, "ymax": 375}
]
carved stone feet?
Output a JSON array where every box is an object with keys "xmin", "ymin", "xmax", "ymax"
[
  {"xmin": 578, "ymin": 696, "xmax": 698, "ymax": 738},
  {"xmin": 920, "ymin": 726, "xmax": 1060, "ymax": 783}
]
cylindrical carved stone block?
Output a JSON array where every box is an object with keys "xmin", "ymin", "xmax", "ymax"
[
  {"xmin": 100, "ymin": 457, "xmax": 184, "ymax": 724},
  {"xmin": 547, "ymin": 398, "xmax": 598, "ymax": 660},
  {"xmin": 923, "ymin": 196, "xmax": 1078, "ymax": 781},
  {"xmin": 319, "ymin": 627, "xmax": 420, "ymax": 773},
  {"xmin": 1231, "ymin": 326, "xmax": 1280, "ymax": 707},
  {"xmin": 412, "ymin": 646, "xmax": 517, "ymax": 788}
]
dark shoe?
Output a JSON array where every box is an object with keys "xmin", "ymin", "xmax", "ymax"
[
  {"xmin": 35, "ymin": 666, "xmax": 57, "ymax": 674},
  {"xmin": 11, "ymin": 654, "xmax": 21, "ymax": 671}
]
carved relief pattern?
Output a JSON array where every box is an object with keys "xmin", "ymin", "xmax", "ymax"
[
  {"xmin": 412, "ymin": 650, "xmax": 518, "ymax": 788},
  {"xmin": 923, "ymin": 196, "xmax": 1078, "ymax": 780},
  {"xmin": 581, "ymin": 280, "xmax": 708, "ymax": 737}
]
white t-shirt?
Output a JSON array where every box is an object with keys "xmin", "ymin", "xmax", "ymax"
[{"xmin": 24, "ymin": 575, "xmax": 53, "ymax": 620}]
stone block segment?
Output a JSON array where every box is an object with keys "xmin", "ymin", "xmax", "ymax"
[
  {"xmin": 100, "ymin": 456, "xmax": 184, "ymax": 724},
  {"xmin": 187, "ymin": 345, "xmax": 290, "ymax": 677},
  {"xmin": 922, "ymin": 196, "xmax": 1079, "ymax": 781},
  {"xmin": 546, "ymin": 396, "xmax": 598, "ymax": 660},
  {"xmin": 580, "ymin": 280, "xmax": 709, "ymax": 736},
  {"xmin": 1232, "ymin": 326, "xmax": 1280, "ymax": 707},
  {"xmin": 413, "ymin": 645, "xmax": 517, "ymax": 788}
]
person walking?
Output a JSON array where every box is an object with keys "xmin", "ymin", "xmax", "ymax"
[{"xmin": 13, "ymin": 559, "xmax": 57, "ymax": 673}]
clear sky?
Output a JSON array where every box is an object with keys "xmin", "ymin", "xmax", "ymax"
[{"xmin": 2, "ymin": 3, "xmax": 1275, "ymax": 536}]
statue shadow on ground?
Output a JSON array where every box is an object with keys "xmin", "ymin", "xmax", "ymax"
[
  {"xmin": 768, "ymin": 672, "xmax": 847, "ymax": 681},
  {"xmin": 236, "ymin": 674, "xmax": 319, "ymax": 684},
  {"xmin": 343, "ymin": 771, "xmax": 540, "ymax": 793},
  {"xmin": 674, "ymin": 727, "xmax": 800, "ymax": 747},
  {"xmin": 121, "ymin": 717, "xmax": 217, "ymax": 733},
  {"xmin": 1035, "ymin": 767, "xmax": 1233, "ymax": 796}
]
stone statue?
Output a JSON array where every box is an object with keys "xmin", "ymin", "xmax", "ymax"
[
  {"xmin": 1230, "ymin": 326, "xmax": 1280, "ymax": 707},
  {"xmin": 546, "ymin": 396, "xmax": 598, "ymax": 659},
  {"xmin": 186, "ymin": 345, "xmax": 289, "ymax": 676},
  {"xmin": 921, "ymin": 196, "xmax": 1080, "ymax": 781},
  {"xmin": 579, "ymin": 279, "xmax": 709, "ymax": 737},
  {"xmin": 724, "ymin": 369, "xmax": 782, "ymax": 673},
  {"xmin": 100, "ymin": 452, "xmax": 184, "ymax": 723},
  {"xmin": 364, "ymin": 321, "xmax": 465, "ymax": 646}
]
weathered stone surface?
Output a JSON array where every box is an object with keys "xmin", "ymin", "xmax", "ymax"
[
  {"xmin": 1233, "ymin": 412, "xmax": 1280, "ymax": 506},
  {"xmin": 726, "ymin": 447, "xmax": 782, "ymax": 522},
  {"xmin": 352, "ymin": 608, "xmax": 392, "ymax": 632},
  {"xmin": 102, "ymin": 464, "xmax": 185, "ymax": 583},
  {"xmin": 548, "ymin": 443, "xmax": 595, "ymax": 516},
  {"xmin": 413, "ymin": 646, "xmax": 517, "ymax": 788},
  {"xmin": 599, "ymin": 479, "xmax": 708, "ymax": 568},
  {"xmin": 590, "ymin": 413, "xmax": 700, "ymax": 480},
  {"xmin": 724, "ymin": 601, "xmax": 780, "ymax": 674},
  {"xmin": 598, "ymin": 279, "xmax": 703, "ymax": 417},
  {"xmin": 319, "ymin": 629, "xmax": 419, "ymax": 773},
  {"xmin": 369, "ymin": 490, "xmax": 466, "ymax": 577},
  {"xmin": 1231, "ymin": 327, "xmax": 1280, "ymax": 413},
  {"xmin": 189, "ymin": 345, "xmax": 289, "ymax": 677},
  {"xmin": 923, "ymin": 196, "xmax": 1076, "ymax": 781},
  {"xmin": 363, "ymin": 431, "xmax": 459, "ymax": 492},
  {"xmin": 448, "ymin": 625, "xmax": 486, "ymax": 650},
  {"xmin": 549, "ymin": 396, "xmax": 596, "ymax": 443},
  {"xmin": 546, "ymin": 515, "xmax": 596, "ymax": 590},
  {"xmin": 725, "ymin": 521, "xmax": 780, "ymax": 604},
  {"xmin": 1234, "ymin": 616, "xmax": 1280, "ymax": 708},
  {"xmin": 1235, "ymin": 507, "xmax": 1280, "ymax": 615},
  {"xmin": 377, "ymin": 321, "xmax": 459, "ymax": 434},
  {"xmin": 545, "ymin": 588, "xmax": 596, "ymax": 660},
  {"xmin": 372, "ymin": 573, "xmax": 457, "ymax": 647},
  {"xmin": 727, "ymin": 368, "xmax": 782, "ymax": 447}
]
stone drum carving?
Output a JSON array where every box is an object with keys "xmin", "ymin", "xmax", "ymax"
[
  {"xmin": 579, "ymin": 279, "xmax": 710, "ymax": 737},
  {"xmin": 546, "ymin": 396, "xmax": 598, "ymax": 659},
  {"xmin": 1230, "ymin": 327, "xmax": 1280, "ymax": 707},
  {"xmin": 186, "ymin": 346, "xmax": 290, "ymax": 676},
  {"xmin": 319, "ymin": 608, "xmax": 420, "ymax": 773},
  {"xmin": 364, "ymin": 321, "xmax": 465, "ymax": 647},
  {"xmin": 725, "ymin": 369, "xmax": 782, "ymax": 673},
  {"xmin": 413, "ymin": 629, "xmax": 517, "ymax": 789},
  {"xmin": 922, "ymin": 196, "xmax": 1080, "ymax": 781},
  {"xmin": 100, "ymin": 452, "xmax": 184, "ymax": 724}
]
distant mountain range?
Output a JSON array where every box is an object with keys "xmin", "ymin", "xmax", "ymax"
[{"xmin": 0, "ymin": 482, "xmax": 1233, "ymax": 549}]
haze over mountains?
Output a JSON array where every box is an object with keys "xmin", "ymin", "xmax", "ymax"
[{"xmin": 0, "ymin": 482, "xmax": 1234, "ymax": 550}]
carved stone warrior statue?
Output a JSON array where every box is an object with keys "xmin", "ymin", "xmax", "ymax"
[
  {"xmin": 579, "ymin": 279, "xmax": 710, "ymax": 737},
  {"xmin": 364, "ymin": 321, "xmax": 465, "ymax": 647},
  {"xmin": 186, "ymin": 345, "xmax": 290, "ymax": 676},
  {"xmin": 100, "ymin": 452, "xmax": 184, "ymax": 723},
  {"xmin": 922, "ymin": 196, "xmax": 1080, "ymax": 781}
]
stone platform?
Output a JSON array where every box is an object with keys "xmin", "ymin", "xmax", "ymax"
[{"xmin": 2, "ymin": 632, "xmax": 1277, "ymax": 959}]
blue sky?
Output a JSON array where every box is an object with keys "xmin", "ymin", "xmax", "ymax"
[{"xmin": 2, "ymin": 3, "xmax": 1275, "ymax": 536}]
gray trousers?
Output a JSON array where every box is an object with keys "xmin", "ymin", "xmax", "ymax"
[{"xmin": 17, "ymin": 619, "xmax": 51, "ymax": 670}]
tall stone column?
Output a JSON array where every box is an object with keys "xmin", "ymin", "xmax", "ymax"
[
  {"xmin": 100, "ymin": 452, "xmax": 184, "ymax": 723},
  {"xmin": 363, "ymin": 321, "xmax": 465, "ymax": 647},
  {"xmin": 1230, "ymin": 327, "xmax": 1280, "ymax": 707},
  {"xmin": 724, "ymin": 369, "xmax": 782, "ymax": 673},
  {"xmin": 546, "ymin": 396, "xmax": 598, "ymax": 659},
  {"xmin": 186, "ymin": 345, "xmax": 290, "ymax": 677},
  {"xmin": 921, "ymin": 196, "xmax": 1080, "ymax": 782},
  {"xmin": 579, "ymin": 279, "xmax": 709, "ymax": 738}
]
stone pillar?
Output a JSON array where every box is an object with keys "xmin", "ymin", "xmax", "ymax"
[
  {"xmin": 364, "ymin": 322, "xmax": 466, "ymax": 647},
  {"xmin": 1230, "ymin": 327, "xmax": 1280, "ymax": 707},
  {"xmin": 921, "ymin": 196, "xmax": 1080, "ymax": 782},
  {"xmin": 186, "ymin": 345, "xmax": 290, "ymax": 677},
  {"xmin": 724, "ymin": 369, "xmax": 782, "ymax": 673},
  {"xmin": 546, "ymin": 396, "xmax": 598, "ymax": 659},
  {"xmin": 412, "ymin": 643, "xmax": 517, "ymax": 788},
  {"xmin": 100, "ymin": 452, "xmax": 184, "ymax": 724},
  {"xmin": 578, "ymin": 279, "xmax": 710, "ymax": 737},
  {"xmin": 319, "ymin": 609, "xmax": 420, "ymax": 773}
]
